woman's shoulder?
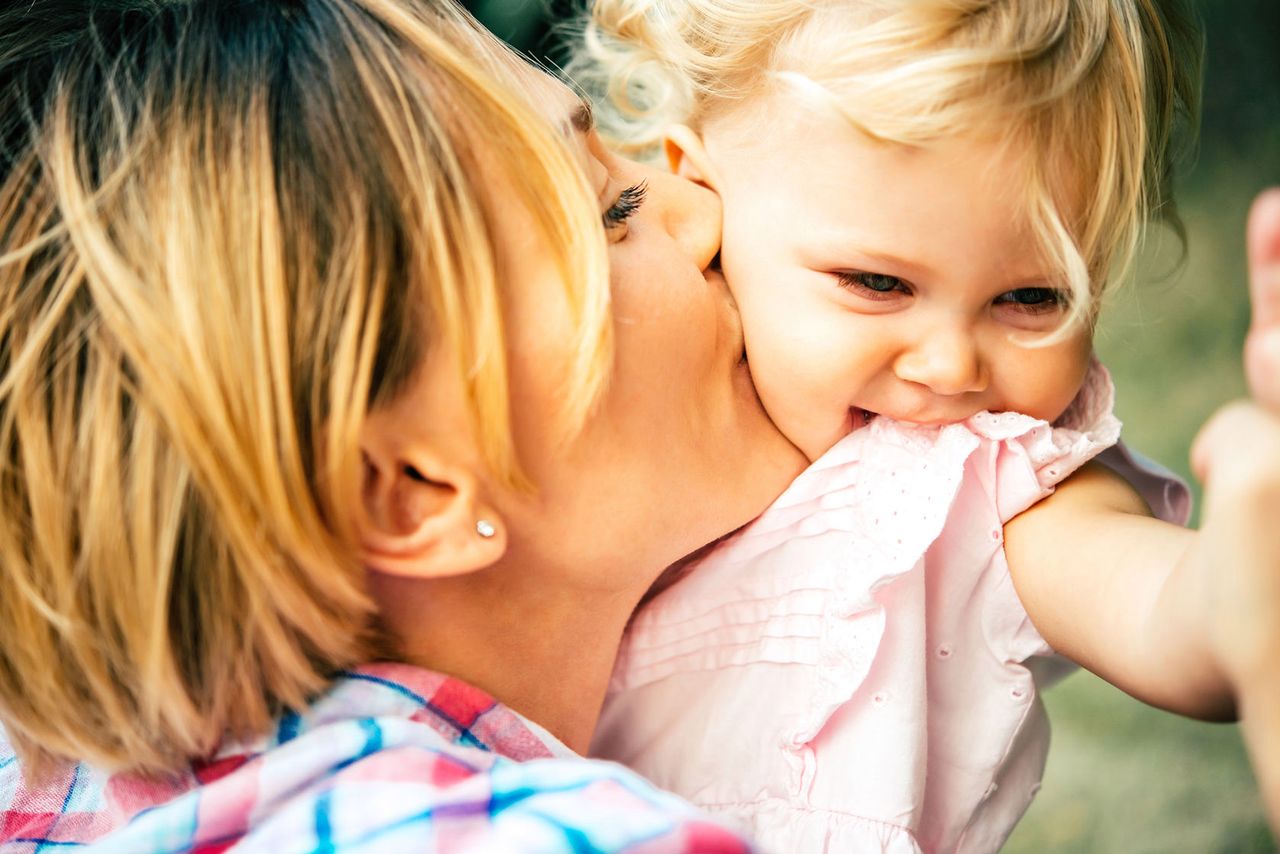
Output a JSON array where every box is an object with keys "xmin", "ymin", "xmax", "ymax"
[
  {"xmin": 2, "ymin": 665, "xmax": 749, "ymax": 853},
  {"xmin": 0, "ymin": 727, "xmax": 118, "ymax": 852}
]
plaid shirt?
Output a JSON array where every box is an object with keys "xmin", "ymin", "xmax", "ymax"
[{"xmin": 0, "ymin": 662, "xmax": 751, "ymax": 852}]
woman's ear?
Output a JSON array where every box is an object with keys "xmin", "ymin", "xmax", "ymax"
[
  {"xmin": 664, "ymin": 125, "xmax": 722, "ymax": 191},
  {"xmin": 358, "ymin": 430, "xmax": 505, "ymax": 580}
]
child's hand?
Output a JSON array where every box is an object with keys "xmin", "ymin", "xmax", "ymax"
[{"xmin": 1191, "ymin": 188, "xmax": 1280, "ymax": 829}]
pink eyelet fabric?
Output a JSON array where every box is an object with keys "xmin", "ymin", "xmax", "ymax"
[{"xmin": 593, "ymin": 358, "xmax": 1189, "ymax": 854}]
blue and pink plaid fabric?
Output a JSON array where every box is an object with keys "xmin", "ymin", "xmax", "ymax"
[{"xmin": 0, "ymin": 662, "xmax": 751, "ymax": 852}]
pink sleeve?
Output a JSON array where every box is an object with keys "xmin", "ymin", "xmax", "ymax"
[{"xmin": 1095, "ymin": 442, "xmax": 1192, "ymax": 526}]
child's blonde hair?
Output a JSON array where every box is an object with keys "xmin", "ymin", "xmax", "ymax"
[
  {"xmin": 572, "ymin": 0, "xmax": 1202, "ymax": 331},
  {"xmin": 0, "ymin": 0, "xmax": 610, "ymax": 777}
]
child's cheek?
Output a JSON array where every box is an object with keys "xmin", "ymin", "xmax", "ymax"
[{"xmin": 1017, "ymin": 337, "xmax": 1094, "ymax": 422}]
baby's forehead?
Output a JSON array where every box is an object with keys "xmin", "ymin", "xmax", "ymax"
[
  {"xmin": 711, "ymin": 81, "xmax": 1090, "ymax": 217},
  {"xmin": 700, "ymin": 101, "xmax": 1092, "ymax": 286},
  {"xmin": 706, "ymin": 88, "xmax": 1032, "ymax": 189}
]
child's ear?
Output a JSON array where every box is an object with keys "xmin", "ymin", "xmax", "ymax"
[
  {"xmin": 357, "ymin": 422, "xmax": 505, "ymax": 581},
  {"xmin": 665, "ymin": 125, "xmax": 722, "ymax": 191}
]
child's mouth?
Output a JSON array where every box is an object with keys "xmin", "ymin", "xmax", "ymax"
[{"xmin": 850, "ymin": 408, "xmax": 878, "ymax": 430}]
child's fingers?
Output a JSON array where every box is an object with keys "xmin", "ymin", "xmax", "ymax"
[
  {"xmin": 1247, "ymin": 188, "xmax": 1280, "ymax": 329},
  {"xmin": 1246, "ymin": 189, "xmax": 1280, "ymax": 410}
]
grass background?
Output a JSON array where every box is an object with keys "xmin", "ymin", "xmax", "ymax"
[{"xmin": 465, "ymin": 1, "xmax": 1280, "ymax": 848}]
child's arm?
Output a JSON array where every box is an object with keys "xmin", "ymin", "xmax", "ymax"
[
  {"xmin": 1005, "ymin": 189, "xmax": 1280, "ymax": 726},
  {"xmin": 1003, "ymin": 462, "xmax": 1229, "ymax": 719}
]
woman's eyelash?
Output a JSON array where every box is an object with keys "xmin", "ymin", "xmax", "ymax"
[{"xmin": 604, "ymin": 181, "xmax": 648, "ymax": 229}]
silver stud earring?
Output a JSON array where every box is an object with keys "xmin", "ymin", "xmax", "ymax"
[{"xmin": 475, "ymin": 520, "xmax": 496, "ymax": 539}]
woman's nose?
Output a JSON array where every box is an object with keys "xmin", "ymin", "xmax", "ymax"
[
  {"xmin": 649, "ymin": 168, "xmax": 722, "ymax": 270},
  {"xmin": 893, "ymin": 327, "xmax": 988, "ymax": 396}
]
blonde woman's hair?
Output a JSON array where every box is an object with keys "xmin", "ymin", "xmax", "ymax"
[
  {"xmin": 0, "ymin": 0, "xmax": 610, "ymax": 777},
  {"xmin": 572, "ymin": 0, "xmax": 1203, "ymax": 331}
]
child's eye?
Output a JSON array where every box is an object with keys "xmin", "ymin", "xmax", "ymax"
[
  {"xmin": 835, "ymin": 271, "xmax": 910, "ymax": 298},
  {"xmin": 993, "ymin": 287, "xmax": 1067, "ymax": 314},
  {"xmin": 603, "ymin": 182, "xmax": 647, "ymax": 235}
]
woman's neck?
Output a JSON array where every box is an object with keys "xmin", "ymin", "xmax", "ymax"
[{"xmin": 369, "ymin": 565, "xmax": 643, "ymax": 755}]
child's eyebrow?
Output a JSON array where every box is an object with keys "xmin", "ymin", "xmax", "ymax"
[
  {"xmin": 859, "ymin": 249, "xmax": 937, "ymax": 281},
  {"xmin": 810, "ymin": 237, "xmax": 934, "ymax": 280}
]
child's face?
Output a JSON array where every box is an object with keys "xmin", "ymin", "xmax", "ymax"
[{"xmin": 689, "ymin": 96, "xmax": 1095, "ymax": 461}]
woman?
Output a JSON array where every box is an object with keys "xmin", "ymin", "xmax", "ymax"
[
  {"xmin": 0, "ymin": 0, "xmax": 1277, "ymax": 851},
  {"xmin": 0, "ymin": 0, "xmax": 801, "ymax": 848}
]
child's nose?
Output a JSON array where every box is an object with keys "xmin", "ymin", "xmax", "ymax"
[{"xmin": 893, "ymin": 328, "xmax": 988, "ymax": 397}]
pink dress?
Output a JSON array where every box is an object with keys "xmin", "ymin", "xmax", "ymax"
[{"xmin": 592, "ymin": 360, "xmax": 1188, "ymax": 853}]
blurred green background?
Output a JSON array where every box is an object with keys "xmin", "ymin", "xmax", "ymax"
[{"xmin": 465, "ymin": 0, "xmax": 1279, "ymax": 849}]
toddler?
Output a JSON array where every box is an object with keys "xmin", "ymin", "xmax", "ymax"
[{"xmin": 572, "ymin": 1, "xmax": 1219, "ymax": 851}]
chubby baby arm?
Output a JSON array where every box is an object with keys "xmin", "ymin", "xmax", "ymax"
[{"xmin": 1003, "ymin": 461, "xmax": 1233, "ymax": 720}]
